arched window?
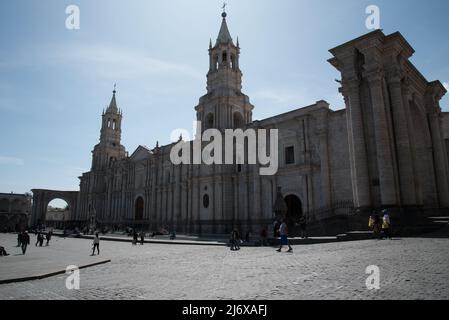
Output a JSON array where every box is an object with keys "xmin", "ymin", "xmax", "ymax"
[
  {"xmin": 112, "ymin": 120, "xmax": 116, "ymax": 130},
  {"xmin": 205, "ymin": 113, "xmax": 214, "ymax": 129},
  {"xmin": 230, "ymin": 55, "xmax": 235, "ymax": 69},
  {"xmin": 107, "ymin": 119, "xmax": 111, "ymax": 128},
  {"xmin": 203, "ymin": 194, "xmax": 210, "ymax": 209},
  {"xmin": 222, "ymin": 51, "xmax": 228, "ymax": 63},
  {"xmin": 214, "ymin": 55, "xmax": 219, "ymax": 70}
]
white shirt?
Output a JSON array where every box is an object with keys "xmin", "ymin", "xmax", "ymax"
[{"xmin": 93, "ymin": 237, "xmax": 100, "ymax": 244}]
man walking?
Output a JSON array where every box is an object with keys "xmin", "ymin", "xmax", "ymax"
[
  {"xmin": 46, "ymin": 230, "xmax": 53, "ymax": 246},
  {"xmin": 140, "ymin": 231, "xmax": 145, "ymax": 245},
  {"xmin": 382, "ymin": 210, "xmax": 392, "ymax": 239},
  {"xmin": 21, "ymin": 231, "xmax": 30, "ymax": 255},
  {"xmin": 277, "ymin": 219, "xmax": 293, "ymax": 253},
  {"xmin": 91, "ymin": 233, "xmax": 100, "ymax": 256}
]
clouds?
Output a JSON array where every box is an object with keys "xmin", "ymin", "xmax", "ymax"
[
  {"xmin": 443, "ymin": 82, "xmax": 449, "ymax": 91},
  {"xmin": 0, "ymin": 156, "xmax": 24, "ymax": 166},
  {"xmin": 41, "ymin": 43, "xmax": 203, "ymax": 81}
]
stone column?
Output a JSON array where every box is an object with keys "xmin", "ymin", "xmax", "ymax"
[
  {"xmin": 341, "ymin": 79, "xmax": 371, "ymax": 207},
  {"xmin": 387, "ymin": 73, "xmax": 417, "ymax": 205},
  {"xmin": 428, "ymin": 110, "xmax": 449, "ymax": 207},
  {"xmin": 315, "ymin": 109, "xmax": 332, "ymax": 208},
  {"xmin": 366, "ymin": 72, "xmax": 398, "ymax": 205}
]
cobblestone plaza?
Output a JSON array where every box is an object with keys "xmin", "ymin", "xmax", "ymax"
[{"xmin": 1, "ymin": 228, "xmax": 449, "ymax": 300}]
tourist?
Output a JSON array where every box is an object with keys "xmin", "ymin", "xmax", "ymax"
[
  {"xmin": 0, "ymin": 246, "xmax": 9, "ymax": 256},
  {"xmin": 368, "ymin": 214, "xmax": 375, "ymax": 231},
  {"xmin": 46, "ymin": 230, "xmax": 53, "ymax": 246},
  {"xmin": 373, "ymin": 214, "xmax": 382, "ymax": 239},
  {"xmin": 230, "ymin": 229, "xmax": 240, "ymax": 251},
  {"xmin": 92, "ymin": 233, "xmax": 100, "ymax": 255},
  {"xmin": 35, "ymin": 232, "xmax": 40, "ymax": 246},
  {"xmin": 277, "ymin": 219, "xmax": 293, "ymax": 253},
  {"xmin": 299, "ymin": 215, "xmax": 308, "ymax": 239},
  {"xmin": 140, "ymin": 231, "xmax": 145, "ymax": 245},
  {"xmin": 17, "ymin": 232, "xmax": 22, "ymax": 247},
  {"xmin": 132, "ymin": 230, "xmax": 138, "ymax": 245},
  {"xmin": 20, "ymin": 231, "xmax": 30, "ymax": 255},
  {"xmin": 382, "ymin": 210, "xmax": 392, "ymax": 239},
  {"xmin": 170, "ymin": 231, "xmax": 176, "ymax": 240}
]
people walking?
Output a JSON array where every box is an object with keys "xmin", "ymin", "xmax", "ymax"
[
  {"xmin": 277, "ymin": 219, "xmax": 293, "ymax": 253},
  {"xmin": 17, "ymin": 232, "xmax": 22, "ymax": 247},
  {"xmin": 382, "ymin": 210, "xmax": 392, "ymax": 239},
  {"xmin": 35, "ymin": 232, "xmax": 44, "ymax": 247},
  {"xmin": 299, "ymin": 216, "xmax": 308, "ymax": 239},
  {"xmin": 132, "ymin": 230, "xmax": 138, "ymax": 245},
  {"xmin": 91, "ymin": 233, "xmax": 100, "ymax": 255},
  {"xmin": 373, "ymin": 214, "xmax": 382, "ymax": 239},
  {"xmin": 45, "ymin": 230, "xmax": 53, "ymax": 246},
  {"xmin": 230, "ymin": 229, "xmax": 240, "ymax": 251},
  {"xmin": 140, "ymin": 231, "xmax": 145, "ymax": 245},
  {"xmin": 20, "ymin": 231, "xmax": 30, "ymax": 255}
]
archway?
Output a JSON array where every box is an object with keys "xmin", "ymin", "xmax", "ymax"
[
  {"xmin": 135, "ymin": 197, "xmax": 144, "ymax": 221},
  {"xmin": 46, "ymin": 199, "xmax": 70, "ymax": 221},
  {"xmin": 284, "ymin": 195, "xmax": 302, "ymax": 229},
  {"xmin": 31, "ymin": 189, "xmax": 79, "ymax": 227}
]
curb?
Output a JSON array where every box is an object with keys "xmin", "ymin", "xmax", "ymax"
[
  {"xmin": 54, "ymin": 233, "xmax": 228, "ymax": 247},
  {"xmin": 0, "ymin": 259, "xmax": 111, "ymax": 285}
]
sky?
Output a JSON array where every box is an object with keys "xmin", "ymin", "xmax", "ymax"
[{"xmin": 1, "ymin": 0, "xmax": 448, "ymax": 207}]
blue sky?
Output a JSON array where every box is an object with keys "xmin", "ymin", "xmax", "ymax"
[{"xmin": 1, "ymin": 0, "xmax": 448, "ymax": 207}]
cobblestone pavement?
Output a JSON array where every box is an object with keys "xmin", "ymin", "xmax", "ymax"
[{"xmin": 1, "ymin": 227, "xmax": 449, "ymax": 300}]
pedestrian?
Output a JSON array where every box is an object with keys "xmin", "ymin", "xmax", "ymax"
[
  {"xmin": 132, "ymin": 230, "xmax": 138, "ymax": 245},
  {"xmin": 91, "ymin": 233, "xmax": 100, "ymax": 255},
  {"xmin": 373, "ymin": 214, "xmax": 382, "ymax": 239},
  {"xmin": 382, "ymin": 210, "xmax": 392, "ymax": 239},
  {"xmin": 260, "ymin": 229, "xmax": 268, "ymax": 246},
  {"xmin": 277, "ymin": 219, "xmax": 293, "ymax": 253},
  {"xmin": 35, "ymin": 232, "xmax": 41, "ymax": 247},
  {"xmin": 299, "ymin": 215, "xmax": 308, "ymax": 239},
  {"xmin": 230, "ymin": 229, "xmax": 240, "ymax": 251},
  {"xmin": 140, "ymin": 231, "xmax": 145, "ymax": 245},
  {"xmin": 17, "ymin": 232, "xmax": 22, "ymax": 247},
  {"xmin": 245, "ymin": 230, "xmax": 251, "ymax": 243},
  {"xmin": 368, "ymin": 214, "xmax": 375, "ymax": 231},
  {"xmin": 45, "ymin": 230, "xmax": 52, "ymax": 246},
  {"xmin": 21, "ymin": 231, "xmax": 30, "ymax": 255}
]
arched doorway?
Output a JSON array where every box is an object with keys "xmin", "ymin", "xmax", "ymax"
[
  {"xmin": 46, "ymin": 199, "xmax": 70, "ymax": 229},
  {"xmin": 135, "ymin": 197, "xmax": 144, "ymax": 221},
  {"xmin": 284, "ymin": 195, "xmax": 302, "ymax": 229}
]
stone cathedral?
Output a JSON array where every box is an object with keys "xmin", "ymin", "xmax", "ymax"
[{"xmin": 31, "ymin": 11, "xmax": 449, "ymax": 235}]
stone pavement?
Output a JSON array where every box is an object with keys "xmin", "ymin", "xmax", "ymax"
[
  {"xmin": 0, "ymin": 226, "xmax": 449, "ymax": 300},
  {"xmin": 0, "ymin": 234, "xmax": 110, "ymax": 284}
]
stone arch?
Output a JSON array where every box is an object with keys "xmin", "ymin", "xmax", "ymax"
[
  {"xmin": 31, "ymin": 189, "xmax": 79, "ymax": 227},
  {"xmin": 284, "ymin": 194, "xmax": 303, "ymax": 232}
]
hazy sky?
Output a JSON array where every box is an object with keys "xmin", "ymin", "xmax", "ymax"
[{"xmin": 1, "ymin": 0, "xmax": 448, "ymax": 206}]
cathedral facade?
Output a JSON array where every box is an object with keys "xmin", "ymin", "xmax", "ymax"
[{"xmin": 31, "ymin": 11, "xmax": 449, "ymax": 235}]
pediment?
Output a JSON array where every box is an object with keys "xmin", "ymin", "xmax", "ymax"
[{"xmin": 129, "ymin": 145, "xmax": 152, "ymax": 162}]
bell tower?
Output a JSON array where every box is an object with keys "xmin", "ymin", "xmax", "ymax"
[
  {"xmin": 196, "ymin": 8, "xmax": 254, "ymax": 131},
  {"xmin": 92, "ymin": 86, "xmax": 127, "ymax": 171}
]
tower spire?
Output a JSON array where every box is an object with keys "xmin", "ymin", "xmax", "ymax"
[
  {"xmin": 107, "ymin": 84, "xmax": 118, "ymax": 113},
  {"xmin": 216, "ymin": 2, "xmax": 233, "ymax": 45}
]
